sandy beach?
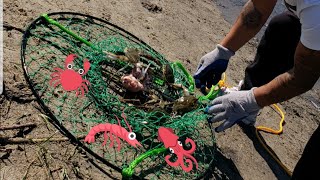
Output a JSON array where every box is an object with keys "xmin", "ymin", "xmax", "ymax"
[{"xmin": 1, "ymin": 0, "xmax": 319, "ymax": 179}]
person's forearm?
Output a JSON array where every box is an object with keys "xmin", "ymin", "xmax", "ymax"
[
  {"xmin": 254, "ymin": 42, "xmax": 320, "ymax": 107},
  {"xmin": 221, "ymin": 0, "xmax": 277, "ymax": 52}
]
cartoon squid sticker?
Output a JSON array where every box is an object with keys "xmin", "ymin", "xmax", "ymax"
[
  {"xmin": 49, "ymin": 54, "xmax": 90, "ymax": 97},
  {"xmin": 157, "ymin": 127, "xmax": 198, "ymax": 172}
]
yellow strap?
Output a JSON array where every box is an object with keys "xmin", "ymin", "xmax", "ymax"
[
  {"xmin": 217, "ymin": 74, "xmax": 292, "ymax": 177},
  {"xmin": 256, "ymin": 104, "xmax": 285, "ymax": 135},
  {"xmin": 255, "ymin": 104, "xmax": 293, "ymax": 176},
  {"xmin": 218, "ymin": 72, "xmax": 227, "ymax": 88}
]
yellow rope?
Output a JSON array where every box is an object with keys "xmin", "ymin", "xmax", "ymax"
[
  {"xmin": 217, "ymin": 74, "xmax": 292, "ymax": 177},
  {"xmin": 256, "ymin": 104, "xmax": 285, "ymax": 135},
  {"xmin": 205, "ymin": 72, "xmax": 228, "ymax": 94},
  {"xmin": 255, "ymin": 104, "xmax": 293, "ymax": 177},
  {"xmin": 218, "ymin": 72, "xmax": 227, "ymax": 88}
]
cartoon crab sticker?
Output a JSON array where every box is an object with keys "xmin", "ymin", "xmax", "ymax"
[{"xmin": 49, "ymin": 54, "xmax": 91, "ymax": 97}]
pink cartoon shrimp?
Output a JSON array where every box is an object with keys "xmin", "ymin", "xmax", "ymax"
[{"xmin": 84, "ymin": 112, "xmax": 142, "ymax": 151}]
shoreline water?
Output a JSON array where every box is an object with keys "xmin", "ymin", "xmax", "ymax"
[{"xmin": 214, "ymin": 0, "xmax": 286, "ymax": 40}]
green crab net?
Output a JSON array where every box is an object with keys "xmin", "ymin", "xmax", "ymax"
[{"xmin": 21, "ymin": 12, "xmax": 216, "ymax": 179}]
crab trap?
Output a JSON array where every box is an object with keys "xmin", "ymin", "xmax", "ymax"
[{"xmin": 21, "ymin": 12, "xmax": 216, "ymax": 179}]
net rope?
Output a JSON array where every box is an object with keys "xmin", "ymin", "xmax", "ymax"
[{"xmin": 21, "ymin": 12, "xmax": 216, "ymax": 179}]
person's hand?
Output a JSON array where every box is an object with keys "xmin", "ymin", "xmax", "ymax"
[
  {"xmin": 193, "ymin": 44, "xmax": 235, "ymax": 92},
  {"xmin": 205, "ymin": 88, "xmax": 261, "ymax": 132}
]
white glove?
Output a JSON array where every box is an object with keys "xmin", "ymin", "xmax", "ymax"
[{"xmin": 205, "ymin": 88, "xmax": 261, "ymax": 132}]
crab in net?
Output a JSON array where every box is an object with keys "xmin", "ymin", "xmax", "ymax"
[
  {"xmin": 21, "ymin": 12, "xmax": 215, "ymax": 179},
  {"xmin": 98, "ymin": 47, "xmax": 199, "ymax": 118}
]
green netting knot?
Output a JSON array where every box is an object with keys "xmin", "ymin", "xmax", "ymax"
[
  {"xmin": 122, "ymin": 147, "xmax": 167, "ymax": 178},
  {"xmin": 122, "ymin": 167, "xmax": 134, "ymax": 179}
]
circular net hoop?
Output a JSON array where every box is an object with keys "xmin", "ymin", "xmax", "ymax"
[{"xmin": 21, "ymin": 12, "xmax": 215, "ymax": 179}]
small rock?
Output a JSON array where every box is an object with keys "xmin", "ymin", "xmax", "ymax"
[{"xmin": 141, "ymin": 0, "xmax": 163, "ymax": 13}]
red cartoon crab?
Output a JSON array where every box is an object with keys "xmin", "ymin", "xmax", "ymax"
[{"xmin": 49, "ymin": 54, "xmax": 91, "ymax": 97}]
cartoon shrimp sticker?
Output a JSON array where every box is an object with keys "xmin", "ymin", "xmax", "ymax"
[{"xmin": 84, "ymin": 112, "xmax": 141, "ymax": 151}]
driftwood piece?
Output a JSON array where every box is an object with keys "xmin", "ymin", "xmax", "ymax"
[
  {"xmin": 0, "ymin": 135, "xmax": 86, "ymax": 144},
  {"xmin": 0, "ymin": 123, "xmax": 37, "ymax": 131}
]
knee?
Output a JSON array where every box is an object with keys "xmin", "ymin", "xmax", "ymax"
[{"xmin": 265, "ymin": 12, "xmax": 301, "ymax": 37}]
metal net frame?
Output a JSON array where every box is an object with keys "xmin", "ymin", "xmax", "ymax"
[{"xmin": 20, "ymin": 12, "xmax": 216, "ymax": 179}]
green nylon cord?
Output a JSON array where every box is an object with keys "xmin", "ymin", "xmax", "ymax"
[
  {"xmin": 173, "ymin": 61, "xmax": 195, "ymax": 92},
  {"xmin": 122, "ymin": 147, "xmax": 167, "ymax": 178},
  {"xmin": 42, "ymin": 13, "xmax": 195, "ymax": 90},
  {"xmin": 172, "ymin": 61, "xmax": 221, "ymax": 101},
  {"xmin": 41, "ymin": 14, "xmax": 215, "ymax": 178},
  {"xmin": 41, "ymin": 13, "xmax": 99, "ymax": 51},
  {"xmin": 41, "ymin": 13, "xmax": 129, "ymax": 68},
  {"xmin": 198, "ymin": 84, "xmax": 220, "ymax": 102},
  {"xmin": 41, "ymin": 13, "xmax": 171, "ymax": 177},
  {"xmin": 122, "ymin": 62, "xmax": 218, "ymax": 178}
]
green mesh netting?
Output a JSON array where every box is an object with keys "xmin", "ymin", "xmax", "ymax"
[{"xmin": 21, "ymin": 12, "xmax": 216, "ymax": 179}]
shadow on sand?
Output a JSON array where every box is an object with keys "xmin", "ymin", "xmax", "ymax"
[
  {"xmin": 238, "ymin": 122, "xmax": 291, "ymax": 180},
  {"xmin": 203, "ymin": 147, "xmax": 243, "ymax": 180}
]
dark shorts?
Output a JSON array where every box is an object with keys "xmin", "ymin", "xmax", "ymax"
[
  {"xmin": 242, "ymin": 11, "xmax": 300, "ymax": 90},
  {"xmin": 242, "ymin": 11, "xmax": 320, "ymax": 180}
]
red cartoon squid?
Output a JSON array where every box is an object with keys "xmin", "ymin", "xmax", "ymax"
[
  {"xmin": 157, "ymin": 127, "xmax": 198, "ymax": 172},
  {"xmin": 49, "ymin": 54, "xmax": 90, "ymax": 97}
]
